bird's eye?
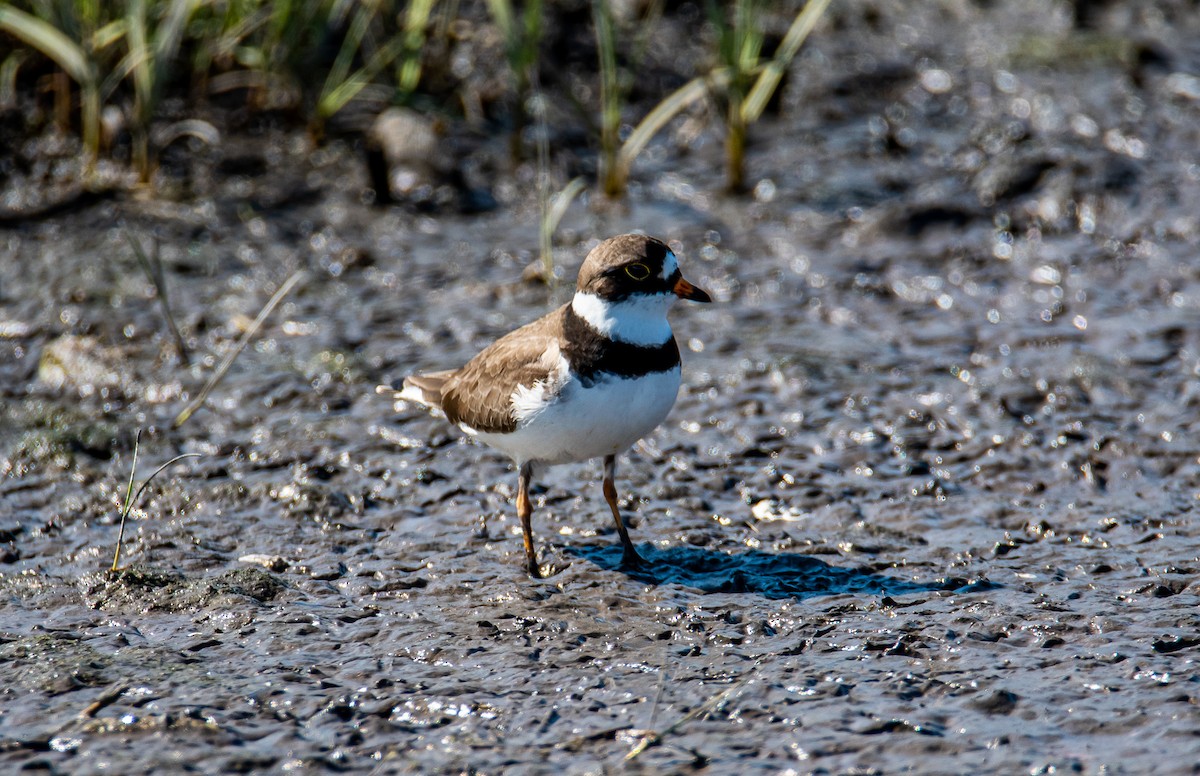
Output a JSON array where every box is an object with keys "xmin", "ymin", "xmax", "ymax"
[{"xmin": 624, "ymin": 263, "xmax": 651, "ymax": 281}]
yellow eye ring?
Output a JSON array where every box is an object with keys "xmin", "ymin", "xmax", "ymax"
[{"xmin": 624, "ymin": 262, "xmax": 651, "ymax": 281}]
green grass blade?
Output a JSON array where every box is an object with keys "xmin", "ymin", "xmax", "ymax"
[
  {"xmin": 319, "ymin": 0, "xmax": 374, "ymax": 115},
  {"xmin": 119, "ymin": 430, "xmax": 141, "ymax": 523},
  {"xmin": 93, "ymin": 18, "xmax": 127, "ymax": 52},
  {"xmin": 127, "ymin": 454, "xmax": 201, "ymax": 520},
  {"xmin": 0, "ymin": 50, "xmax": 24, "ymax": 108},
  {"xmin": 616, "ymin": 68, "xmax": 729, "ymax": 185},
  {"xmin": 153, "ymin": 0, "xmax": 202, "ymax": 68},
  {"xmin": 398, "ymin": 0, "xmax": 437, "ymax": 94},
  {"xmin": 734, "ymin": 0, "xmax": 764, "ymax": 73},
  {"xmin": 77, "ymin": 0, "xmax": 101, "ymax": 33},
  {"xmin": 517, "ymin": 0, "xmax": 542, "ymax": 72},
  {"xmin": 318, "ymin": 35, "xmax": 406, "ymax": 119},
  {"xmin": 741, "ymin": 0, "xmax": 831, "ymax": 124},
  {"xmin": 126, "ymin": 0, "xmax": 151, "ymax": 117},
  {"xmin": 101, "ymin": 47, "xmax": 138, "ymax": 103},
  {"xmin": 593, "ymin": 0, "xmax": 621, "ymax": 195},
  {"xmin": 0, "ymin": 5, "xmax": 93, "ymax": 85},
  {"xmin": 112, "ymin": 429, "xmax": 142, "ymax": 572},
  {"xmin": 110, "ymin": 430, "xmax": 200, "ymax": 573},
  {"xmin": 539, "ymin": 176, "xmax": 586, "ymax": 281},
  {"xmin": 484, "ymin": 0, "xmax": 514, "ymax": 41}
]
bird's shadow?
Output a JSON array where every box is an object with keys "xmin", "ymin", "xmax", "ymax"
[{"xmin": 566, "ymin": 544, "xmax": 996, "ymax": 600}]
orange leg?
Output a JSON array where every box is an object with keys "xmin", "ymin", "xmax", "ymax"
[
  {"xmin": 603, "ymin": 455, "xmax": 645, "ymax": 569},
  {"xmin": 517, "ymin": 462, "xmax": 542, "ymax": 578}
]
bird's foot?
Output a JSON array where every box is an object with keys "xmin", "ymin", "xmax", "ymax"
[{"xmin": 619, "ymin": 548, "xmax": 647, "ymax": 571}]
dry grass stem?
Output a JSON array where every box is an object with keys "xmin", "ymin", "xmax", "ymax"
[
  {"xmin": 624, "ymin": 666, "xmax": 757, "ymax": 761},
  {"xmin": 126, "ymin": 230, "xmax": 189, "ymax": 365},
  {"xmin": 172, "ymin": 269, "xmax": 307, "ymax": 428}
]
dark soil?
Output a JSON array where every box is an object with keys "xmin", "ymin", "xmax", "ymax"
[{"xmin": 3, "ymin": 2, "xmax": 1200, "ymax": 773}]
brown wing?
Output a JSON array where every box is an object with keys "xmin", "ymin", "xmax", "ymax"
[{"xmin": 437, "ymin": 307, "xmax": 566, "ymax": 434}]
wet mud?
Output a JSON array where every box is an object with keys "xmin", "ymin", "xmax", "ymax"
[{"xmin": 3, "ymin": 1, "xmax": 1200, "ymax": 773}]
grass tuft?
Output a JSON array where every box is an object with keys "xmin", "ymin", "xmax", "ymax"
[
  {"xmin": 0, "ymin": 0, "xmax": 830, "ymax": 198},
  {"xmin": 110, "ymin": 429, "xmax": 200, "ymax": 573}
]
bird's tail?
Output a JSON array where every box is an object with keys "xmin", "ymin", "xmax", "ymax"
[{"xmin": 375, "ymin": 370, "xmax": 455, "ymax": 411}]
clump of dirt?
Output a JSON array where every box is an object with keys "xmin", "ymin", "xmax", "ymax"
[
  {"xmin": 0, "ymin": 633, "xmax": 113, "ymax": 695},
  {"xmin": 81, "ymin": 566, "xmax": 286, "ymax": 613},
  {"xmin": 2, "ymin": 398, "xmax": 119, "ymax": 476}
]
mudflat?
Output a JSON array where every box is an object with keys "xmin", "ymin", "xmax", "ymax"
[{"xmin": 3, "ymin": 2, "xmax": 1199, "ymax": 773}]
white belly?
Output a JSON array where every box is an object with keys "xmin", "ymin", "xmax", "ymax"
[{"xmin": 472, "ymin": 367, "xmax": 681, "ymax": 465}]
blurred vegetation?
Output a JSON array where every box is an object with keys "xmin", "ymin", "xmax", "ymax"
[
  {"xmin": 709, "ymin": 0, "xmax": 830, "ymax": 192},
  {"xmin": 484, "ymin": 0, "xmax": 543, "ymax": 160},
  {"xmin": 0, "ymin": 0, "xmax": 829, "ymax": 197}
]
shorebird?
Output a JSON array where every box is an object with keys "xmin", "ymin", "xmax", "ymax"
[{"xmin": 382, "ymin": 234, "xmax": 711, "ymax": 576}]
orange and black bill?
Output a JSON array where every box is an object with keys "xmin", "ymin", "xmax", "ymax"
[{"xmin": 673, "ymin": 276, "xmax": 712, "ymax": 303}]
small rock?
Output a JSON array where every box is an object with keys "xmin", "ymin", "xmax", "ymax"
[
  {"xmin": 367, "ymin": 107, "xmax": 439, "ymax": 198},
  {"xmin": 970, "ymin": 689, "xmax": 1019, "ymax": 715},
  {"xmin": 238, "ymin": 554, "xmax": 291, "ymax": 573},
  {"xmin": 37, "ymin": 335, "xmax": 123, "ymax": 394}
]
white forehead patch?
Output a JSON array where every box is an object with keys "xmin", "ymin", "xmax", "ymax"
[{"xmin": 660, "ymin": 250, "xmax": 678, "ymax": 280}]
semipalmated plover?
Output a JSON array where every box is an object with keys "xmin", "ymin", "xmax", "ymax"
[{"xmin": 381, "ymin": 234, "xmax": 711, "ymax": 577}]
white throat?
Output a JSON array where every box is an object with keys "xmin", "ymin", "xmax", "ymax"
[{"xmin": 571, "ymin": 291, "xmax": 674, "ymax": 347}]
